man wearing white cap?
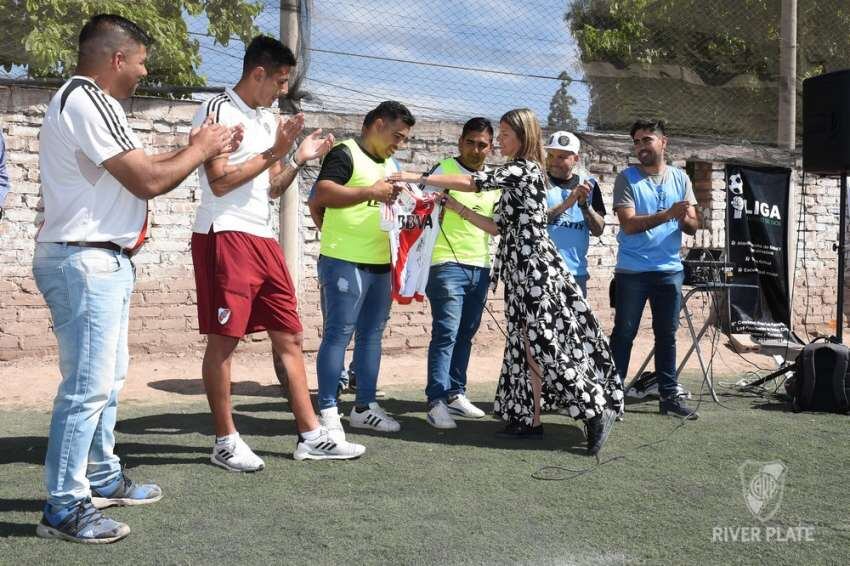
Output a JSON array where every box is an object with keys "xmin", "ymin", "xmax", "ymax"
[{"xmin": 544, "ymin": 131, "xmax": 606, "ymax": 296}]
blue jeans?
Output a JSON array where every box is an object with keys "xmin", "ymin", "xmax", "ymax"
[
  {"xmin": 610, "ymin": 270, "xmax": 684, "ymax": 398},
  {"xmin": 316, "ymin": 256, "xmax": 392, "ymax": 409},
  {"xmin": 425, "ymin": 263, "xmax": 490, "ymax": 403},
  {"xmin": 33, "ymin": 243, "xmax": 134, "ymax": 508}
]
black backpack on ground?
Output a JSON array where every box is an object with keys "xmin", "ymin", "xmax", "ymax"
[{"xmin": 785, "ymin": 341, "xmax": 850, "ymax": 413}]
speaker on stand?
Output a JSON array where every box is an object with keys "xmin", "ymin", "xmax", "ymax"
[
  {"xmin": 745, "ymin": 69, "xmax": 850, "ymax": 391},
  {"xmin": 802, "ymin": 69, "xmax": 850, "ymax": 344}
]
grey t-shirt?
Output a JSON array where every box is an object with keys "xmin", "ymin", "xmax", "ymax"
[{"xmin": 613, "ymin": 166, "xmax": 697, "ymax": 210}]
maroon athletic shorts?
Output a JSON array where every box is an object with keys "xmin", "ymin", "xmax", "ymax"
[{"xmin": 191, "ymin": 230, "xmax": 303, "ymax": 337}]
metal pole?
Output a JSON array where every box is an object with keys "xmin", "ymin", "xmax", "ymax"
[
  {"xmin": 274, "ymin": 0, "xmax": 301, "ymax": 392},
  {"xmin": 777, "ymin": 0, "xmax": 797, "ymax": 150},
  {"xmin": 279, "ymin": 0, "xmax": 301, "ymax": 296}
]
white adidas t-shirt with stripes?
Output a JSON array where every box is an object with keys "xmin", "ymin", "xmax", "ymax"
[
  {"xmin": 191, "ymin": 88, "xmax": 279, "ymax": 238},
  {"xmin": 37, "ymin": 75, "xmax": 146, "ymax": 249}
]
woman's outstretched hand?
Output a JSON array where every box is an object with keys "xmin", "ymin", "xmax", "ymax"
[{"xmin": 387, "ymin": 171, "xmax": 421, "ymax": 184}]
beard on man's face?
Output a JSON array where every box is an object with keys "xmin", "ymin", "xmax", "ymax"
[{"xmin": 637, "ymin": 148, "xmax": 658, "ymax": 166}]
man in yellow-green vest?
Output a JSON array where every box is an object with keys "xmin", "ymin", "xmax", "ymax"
[
  {"xmin": 312, "ymin": 101, "xmax": 415, "ymax": 437},
  {"xmin": 422, "ymin": 117, "xmax": 501, "ymax": 430}
]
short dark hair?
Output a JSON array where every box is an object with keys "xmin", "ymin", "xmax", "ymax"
[
  {"xmin": 78, "ymin": 14, "xmax": 152, "ymax": 53},
  {"xmin": 363, "ymin": 101, "xmax": 415, "ymax": 129},
  {"xmin": 460, "ymin": 117, "xmax": 493, "ymax": 140},
  {"xmin": 630, "ymin": 118, "xmax": 667, "ymax": 139},
  {"xmin": 242, "ymin": 35, "xmax": 296, "ymax": 76}
]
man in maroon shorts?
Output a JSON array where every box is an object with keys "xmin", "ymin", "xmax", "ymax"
[{"xmin": 191, "ymin": 35, "xmax": 365, "ymax": 471}]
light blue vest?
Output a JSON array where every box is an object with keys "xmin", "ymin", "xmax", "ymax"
[
  {"xmin": 546, "ymin": 173, "xmax": 593, "ymax": 276},
  {"xmin": 616, "ymin": 166, "xmax": 689, "ymax": 272}
]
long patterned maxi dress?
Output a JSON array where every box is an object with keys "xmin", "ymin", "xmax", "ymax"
[{"xmin": 471, "ymin": 158, "xmax": 624, "ymax": 425}]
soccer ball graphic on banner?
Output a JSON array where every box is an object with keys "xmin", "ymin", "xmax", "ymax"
[{"xmin": 728, "ymin": 173, "xmax": 745, "ymax": 219}]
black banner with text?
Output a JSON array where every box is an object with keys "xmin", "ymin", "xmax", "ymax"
[{"xmin": 726, "ymin": 165, "xmax": 791, "ymax": 340}]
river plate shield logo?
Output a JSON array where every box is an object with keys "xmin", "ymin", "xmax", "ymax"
[{"xmin": 738, "ymin": 460, "xmax": 786, "ymax": 522}]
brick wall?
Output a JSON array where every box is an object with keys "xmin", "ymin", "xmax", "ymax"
[{"xmin": 0, "ymin": 83, "xmax": 842, "ymax": 360}]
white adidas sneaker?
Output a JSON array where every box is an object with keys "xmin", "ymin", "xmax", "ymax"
[
  {"xmin": 211, "ymin": 433, "xmax": 265, "ymax": 472},
  {"xmin": 427, "ymin": 401, "xmax": 457, "ymax": 429},
  {"xmin": 319, "ymin": 407, "xmax": 347, "ymax": 442},
  {"xmin": 349, "ymin": 402, "xmax": 401, "ymax": 433},
  {"xmin": 447, "ymin": 394, "xmax": 485, "ymax": 418},
  {"xmin": 293, "ymin": 428, "xmax": 366, "ymax": 461}
]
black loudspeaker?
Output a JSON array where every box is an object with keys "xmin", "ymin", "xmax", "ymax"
[{"xmin": 803, "ymin": 69, "xmax": 850, "ymax": 174}]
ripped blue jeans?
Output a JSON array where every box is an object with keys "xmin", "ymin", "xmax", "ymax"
[{"xmin": 316, "ymin": 255, "xmax": 392, "ymax": 409}]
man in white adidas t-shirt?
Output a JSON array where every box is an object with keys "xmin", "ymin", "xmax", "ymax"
[
  {"xmin": 190, "ymin": 36, "xmax": 365, "ymax": 471},
  {"xmin": 33, "ymin": 15, "xmax": 237, "ymax": 544}
]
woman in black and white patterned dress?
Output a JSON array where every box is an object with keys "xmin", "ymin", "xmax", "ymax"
[{"xmin": 391, "ymin": 108, "xmax": 622, "ymax": 455}]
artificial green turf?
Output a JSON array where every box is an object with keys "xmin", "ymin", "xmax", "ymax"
[{"xmin": 1, "ymin": 377, "xmax": 848, "ymax": 565}]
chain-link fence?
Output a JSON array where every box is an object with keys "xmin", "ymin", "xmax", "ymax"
[{"xmin": 3, "ymin": 1, "xmax": 850, "ymax": 144}]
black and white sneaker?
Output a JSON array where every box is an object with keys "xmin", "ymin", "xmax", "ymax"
[
  {"xmin": 210, "ymin": 433, "xmax": 265, "ymax": 472},
  {"xmin": 293, "ymin": 428, "xmax": 366, "ymax": 461},
  {"xmin": 349, "ymin": 402, "xmax": 401, "ymax": 432}
]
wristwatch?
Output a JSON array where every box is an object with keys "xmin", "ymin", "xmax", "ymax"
[{"xmin": 578, "ymin": 201, "xmax": 589, "ymax": 210}]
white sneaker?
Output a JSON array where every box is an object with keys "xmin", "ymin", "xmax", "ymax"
[
  {"xmin": 349, "ymin": 402, "xmax": 401, "ymax": 433},
  {"xmin": 294, "ymin": 428, "xmax": 366, "ymax": 461},
  {"xmin": 447, "ymin": 394, "xmax": 485, "ymax": 418},
  {"xmin": 427, "ymin": 401, "xmax": 457, "ymax": 429},
  {"xmin": 320, "ymin": 407, "xmax": 346, "ymax": 442},
  {"xmin": 211, "ymin": 434, "xmax": 265, "ymax": 472}
]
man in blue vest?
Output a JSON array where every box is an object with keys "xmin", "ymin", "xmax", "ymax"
[
  {"xmin": 544, "ymin": 131, "xmax": 605, "ymax": 297},
  {"xmin": 610, "ymin": 119, "xmax": 700, "ymax": 419}
]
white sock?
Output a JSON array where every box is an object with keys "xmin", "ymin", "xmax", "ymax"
[
  {"xmin": 216, "ymin": 432, "xmax": 238, "ymax": 446},
  {"xmin": 300, "ymin": 427, "xmax": 322, "ymax": 441},
  {"xmin": 320, "ymin": 406, "xmax": 339, "ymax": 418}
]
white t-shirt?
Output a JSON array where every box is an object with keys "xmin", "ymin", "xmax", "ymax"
[
  {"xmin": 36, "ymin": 75, "xmax": 146, "ymax": 248},
  {"xmin": 192, "ymin": 87, "xmax": 279, "ymax": 238}
]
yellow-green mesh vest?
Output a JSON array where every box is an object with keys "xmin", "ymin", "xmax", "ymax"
[
  {"xmin": 431, "ymin": 157, "xmax": 500, "ymax": 267},
  {"xmin": 320, "ymin": 139, "xmax": 398, "ymax": 264}
]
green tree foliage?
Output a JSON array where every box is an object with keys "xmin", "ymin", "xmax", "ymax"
[
  {"xmin": 565, "ymin": 0, "xmax": 850, "ymax": 85},
  {"xmin": 547, "ymin": 72, "xmax": 580, "ymax": 132},
  {"xmin": 0, "ymin": 0, "xmax": 263, "ymax": 91}
]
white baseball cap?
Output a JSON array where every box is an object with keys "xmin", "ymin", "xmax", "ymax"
[{"xmin": 544, "ymin": 131, "xmax": 580, "ymax": 154}]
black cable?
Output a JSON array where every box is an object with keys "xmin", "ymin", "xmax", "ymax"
[
  {"xmin": 431, "ymin": 179, "xmax": 747, "ymax": 480},
  {"xmin": 799, "ymin": 169, "xmax": 814, "ymax": 341},
  {"xmin": 434, "ymin": 195, "xmax": 508, "ymax": 339}
]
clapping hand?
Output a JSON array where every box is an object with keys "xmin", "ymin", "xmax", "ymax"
[
  {"xmin": 224, "ymin": 124, "xmax": 244, "ymax": 153},
  {"xmin": 189, "ymin": 115, "xmax": 235, "ymax": 160},
  {"xmin": 667, "ymin": 200, "xmax": 691, "ymax": 221},
  {"xmin": 271, "ymin": 113, "xmax": 305, "ymax": 157},
  {"xmin": 294, "ymin": 129, "xmax": 335, "ymax": 165},
  {"xmin": 574, "ymin": 182, "xmax": 592, "ymax": 205}
]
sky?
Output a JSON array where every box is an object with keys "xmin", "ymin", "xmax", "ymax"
[
  {"xmin": 190, "ymin": 0, "xmax": 590, "ymax": 124},
  {"xmin": 0, "ymin": 1, "xmax": 588, "ymax": 125}
]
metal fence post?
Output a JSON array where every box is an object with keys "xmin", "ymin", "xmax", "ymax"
[{"xmin": 778, "ymin": 0, "xmax": 797, "ymax": 150}]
